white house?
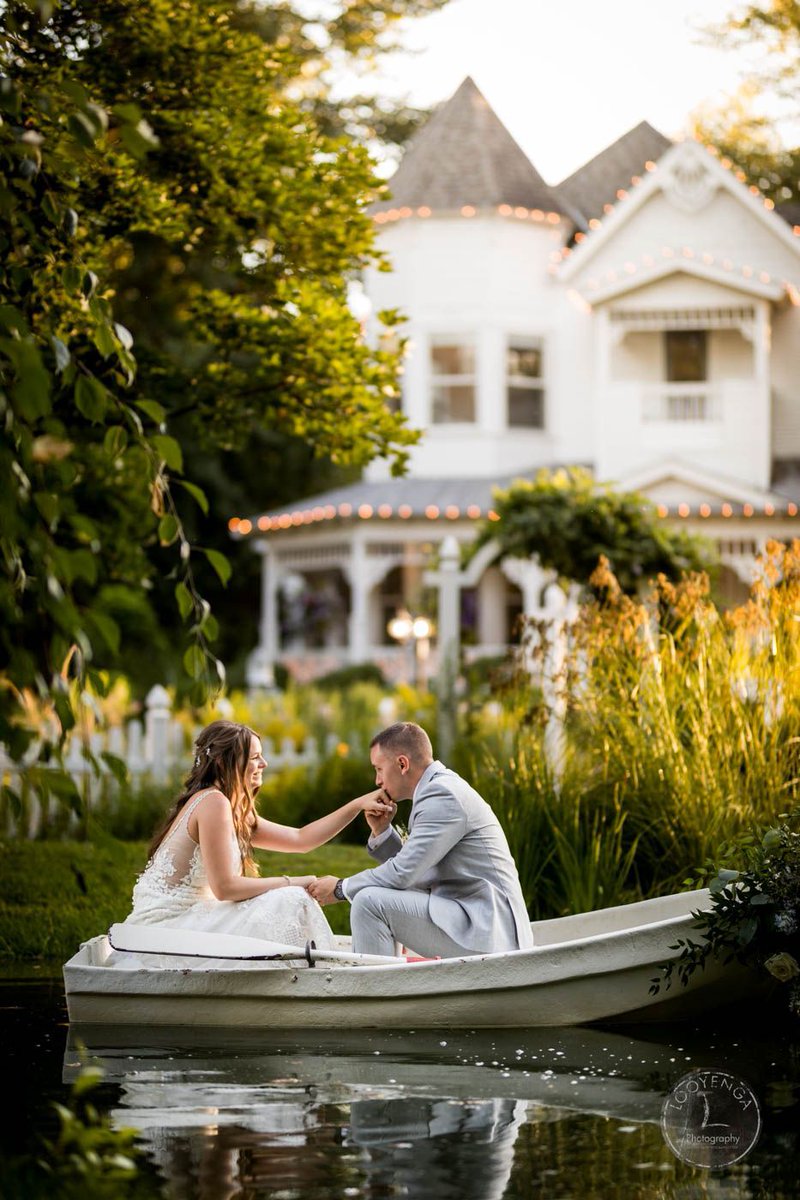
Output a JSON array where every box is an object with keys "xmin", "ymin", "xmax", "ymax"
[{"xmin": 232, "ymin": 78, "xmax": 800, "ymax": 685}]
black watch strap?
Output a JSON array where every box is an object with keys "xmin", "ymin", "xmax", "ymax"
[{"xmin": 333, "ymin": 878, "xmax": 345, "ymax": 901}]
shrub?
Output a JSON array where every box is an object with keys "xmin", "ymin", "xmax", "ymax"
[{"xmin": 314, "ymin": 662, "xmax": 387, "ymax": 691}]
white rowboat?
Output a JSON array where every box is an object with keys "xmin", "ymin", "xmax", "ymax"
[{"xmin": 63, "ymin": 888, "xmax": 763, "ymax": 1029}]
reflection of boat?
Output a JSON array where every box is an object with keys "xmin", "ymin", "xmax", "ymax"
[
  {"xmin": 64, "ymin": 888, "xmax": 763, "ymax": 1029},
  {"xmin": 63, "ymin": 1023, "xmax": 683, "ymax": 1126}
]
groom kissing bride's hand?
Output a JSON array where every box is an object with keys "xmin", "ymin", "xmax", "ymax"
[
  {"xmin": 308, "ymin": 786, "xmax": 397, "ymax": 906},
  {"xmin": 306, "ymin": 722, "xmax": 532, "ymax": 961}
]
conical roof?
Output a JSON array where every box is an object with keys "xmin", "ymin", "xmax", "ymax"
[{"xmin": 375, "ymin": 77, "xmax": 569, "ymax": 215}]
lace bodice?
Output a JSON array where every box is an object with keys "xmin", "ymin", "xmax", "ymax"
[
  {"xmin": 130, "ymin": 789, "xmax": 238, "ymax": 923},
  {"xmin": 121, "ymin": 788, "xmax": 335, "ymax": 956}
]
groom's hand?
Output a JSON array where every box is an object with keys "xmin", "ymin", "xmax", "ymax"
[{"xmin": 307, "ymin": 875, "xmax": 340, "ymax": 905}]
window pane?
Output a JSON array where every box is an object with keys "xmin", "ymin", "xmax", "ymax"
[
  {"xmin": 665, "ymin": 331, "xmax": 707, "ymax": 382},
  {"xmin": 508, "ymin": 386, "xmax": 544, "ymax": 428},
  {"xmin": 507, "ymin": 345, "xmax": 542, "ymax": 378},
  {"xmin": 431, "ymin": 343, "xmax": 475, "ymax": 375},
  {"xmin": 432, "ymin": 384, "xmax": 476, "ymax": 423}
]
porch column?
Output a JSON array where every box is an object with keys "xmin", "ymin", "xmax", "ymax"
[
  {"xmin": 343, "ymin": 538, "xmax": 404, "ymax": 664},
  {"xmin": 434, "ymin": 536, "xmax": 461, "ymax": 762},
  {"xmin": 246, "ymin": 542, "xmax": 280, "ymax": 690},
  {"xmin": 753, "ymin": 299, "xmax": 772, "ymax": 490},
  {"xmin": 347, "ymin": 538, "xmax": 369, "ymax": 664}
]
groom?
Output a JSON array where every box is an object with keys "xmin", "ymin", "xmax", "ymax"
[{"xmin": 308, "ymin": 722, "xmax": 533, "ymax": 958}]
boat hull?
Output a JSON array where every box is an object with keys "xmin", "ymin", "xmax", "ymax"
[{"xmin": 63, "ymin": 888, "xmax": 762, "ymax": 1029}]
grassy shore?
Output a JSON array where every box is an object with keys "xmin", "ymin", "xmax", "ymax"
[{"xmin": 0, "ymin": 837, "xmax": 373, "ymax": 963}]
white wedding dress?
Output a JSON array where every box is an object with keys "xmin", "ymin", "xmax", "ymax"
[{"xmin": 113, "ymin": 788, "xmax": 334, "ymax": 967}]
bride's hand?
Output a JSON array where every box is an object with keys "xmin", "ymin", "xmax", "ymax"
[
  {"xmin": 285, "ymin": 874, "xmax": 316, "ymax": 888},
  {"xmin": 359, "ymin": 788, "xmax": 396, "ymax": 837}
]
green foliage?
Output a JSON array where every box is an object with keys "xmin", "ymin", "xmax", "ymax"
[
  {"xmin": 40, "ymin": 1066, "xmax": 140, "ymax": 1191},
  {"xmin": 651, "ymin": 813, "xmax": 800, "ymax": 1017},
  {"xmin": 0, "ymin": 1063, "xmax": 157, "ymax": 1200},
  {"xmin": 0, "ymin": 0, "xmax": 419, "ymax": 790},
  {"xmin": 471, "ymin": 467, "xmax": 712, "ymax": 593},
  {"xmin": 463, "ymin": 542, "xmax": 800, "ymax": 918},
  {"xmin": 314, "ymin": 662, "xmax": 388, "ymax": 691},
  {"xmin": 691, "ymin": 0, "xmax": 800, "ymax": 207}
]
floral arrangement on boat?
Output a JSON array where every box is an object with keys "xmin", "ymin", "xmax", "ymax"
[{"xmin": 652, "ymin": 811, "xmax": 800, "ymax": 1015}]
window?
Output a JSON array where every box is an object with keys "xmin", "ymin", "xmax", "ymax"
[
  {"xmin": 665, "ymin": 330, "xmax": 707, "ymax": 382},
  {"xmin": 430, "ymin": 339, "xmax": 476, "ymax": 423},
  {"xmin": 507, "ymin": 339, "xmax": 544, "ymax": 428}
]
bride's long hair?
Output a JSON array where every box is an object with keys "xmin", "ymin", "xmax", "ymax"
[{"xmin": 148, "ymin": 720, "xmax": 260, "ymax": 875}]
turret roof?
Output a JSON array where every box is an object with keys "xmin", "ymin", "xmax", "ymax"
[{"xmin": 373, "ymin": 77, "xmax": 568, "ymax": 215}]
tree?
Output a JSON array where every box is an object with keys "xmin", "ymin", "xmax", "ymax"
[
  {"xmin": 690, "ymin": 1, "xmax": 800, "ymax": 209},
  {"xmin": 0, "ymin": 0, "xmax": 421, "ymax": 783},
  {"xmin": 471, "ymin": 469, "xmax": 712, "ymax": 594}
]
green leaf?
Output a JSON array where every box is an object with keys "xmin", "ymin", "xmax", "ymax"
[
  {"xmin": 101, "ymin": 752, "xmax": 129, "ymax": 786},
  {"xmin": 92, "ymin": 321, "xmax": 118, "ymax": 358},
  {"xmin": 1, "ymin": 337, "xmax": 51, "ymax": 418},
  {"xmin": 152, "ymin": 435, "xmax": 183, "ymax": 472},
  {"xmin": 0, "ymin": 305, "xmax": 29, "ymax": 334},
  {"xmin": 34, "ymin": 492, "xmax": 60, "ymax": 528},
  {"xmin": 87, "ymin": 611, "xmax": 121, "ymax": 655},
  {"xmin": 203, "ymin": 614, "xmax": 219, "ymax": 642},
  {"xmin": 67, "ymin": 110, "xmax": 97, "ymax": 147},
  {"xmin": 174, "ymin": 581, "xmax": 193, "ymax": 621},
  {"xmin": 75, "ymin": 376, "xmax": 108, "ymax": 423},
  {"xmin": 203, "ymin": 548, "xmax": 231, "ymax": 586},
  {"xmin": 158, "ymin": 514, "xmax": 179, "ymax": 545},
  {"xmin": 183, "ymin": 644, "xmax": 205, "ymax": 679},
  {"xmin": 136, "ymin": 399, "xmax": 166, "ymax": 424},
  {"xmin": 103, "ymin": 425, "xmax": 128, "ymax": 458},
  {"xmin": 176, "ymin": 478, "xmax": 209, "ymax": 515},
  {"xmin": 62, "ymin": 264, "xmax": 82, "ymax": 292}
]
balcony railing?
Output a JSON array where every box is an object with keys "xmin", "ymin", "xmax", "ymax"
[{"xmin": 642, "ymin": 383, "xmax": 720, "ymax": 423}]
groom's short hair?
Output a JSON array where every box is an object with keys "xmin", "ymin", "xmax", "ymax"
[{"xmin": 370, "ymin": 722, "xmax": 433, "ymax": 764}]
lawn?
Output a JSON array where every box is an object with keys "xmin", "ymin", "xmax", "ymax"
[{"xmin": 0, "ymin": 837, "xmax": 373, "ymax": 962}]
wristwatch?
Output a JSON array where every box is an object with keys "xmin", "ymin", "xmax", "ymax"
[{"xmin": 333, "ymin": 878, "xmax": 346, "ymax": 901}]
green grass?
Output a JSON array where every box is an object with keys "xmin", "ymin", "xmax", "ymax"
[{"xmin": 0, "ymin": 837, "xmax": 373, "ymax": 962}]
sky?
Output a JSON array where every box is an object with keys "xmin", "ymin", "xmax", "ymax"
[{"xmin": 330, "ymin": 0, "xmax": 782, "ymax": 183}]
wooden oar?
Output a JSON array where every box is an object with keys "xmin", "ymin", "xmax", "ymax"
[{"xmin": 108, "ymin": 922, "xmax": 436, "ymax": 967}]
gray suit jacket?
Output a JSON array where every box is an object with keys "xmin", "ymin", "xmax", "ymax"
[{"xmin": 344, "ymin": 761, "xmax": 533, "ymax": 953}]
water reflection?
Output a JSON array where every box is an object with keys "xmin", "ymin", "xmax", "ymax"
[{"xmin": 61, "ymin": 1021, "xmax": 797, "ymax": 1198}]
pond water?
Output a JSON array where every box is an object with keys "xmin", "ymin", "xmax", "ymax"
[{"xmin": 2, "ymin": 971, "xmax": 799, "ymax": 1198}]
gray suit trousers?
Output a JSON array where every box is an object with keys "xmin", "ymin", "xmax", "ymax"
[{"xmin": 350, "ymin": 886, "xmax": 478, "ymax": 958}]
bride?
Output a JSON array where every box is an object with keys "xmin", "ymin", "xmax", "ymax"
[{"xmin": 120, "ymin": 719, "xmax": 394, "ymax": 953}]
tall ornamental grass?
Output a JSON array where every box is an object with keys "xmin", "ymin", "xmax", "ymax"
[{"xmin": 465, "ymin": 540, "xmax": 800, "ymax": 918}]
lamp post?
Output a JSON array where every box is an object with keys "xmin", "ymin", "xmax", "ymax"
[{"xmin": 387, "ymin": 609, "xmax": 433, "ymax": 689}]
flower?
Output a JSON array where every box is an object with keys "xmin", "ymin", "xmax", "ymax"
[{"xmin": 764, "ymin": 952, "xmax": 800, "ymax": 982}]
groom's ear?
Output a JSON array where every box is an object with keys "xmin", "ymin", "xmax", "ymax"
[{"xmin": 398, "ymin": 754, "xmax": 410, "ymax": 775}]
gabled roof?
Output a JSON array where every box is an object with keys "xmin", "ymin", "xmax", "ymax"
[
  {"xmin": 558, "ymin": 121, "xmax": 673, "ymax": 223},
  {"xmin": 560, "ymin": 138, "xmax": 800, "ymax": 283},
  {"xmin": 373, "ymin": 77, "xmax": 569, "ymax": 216}
]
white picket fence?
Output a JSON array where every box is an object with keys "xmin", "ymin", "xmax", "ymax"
[{"xmin": 1, "ymin": 685, "xmax": 344, "ymax": 839}]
